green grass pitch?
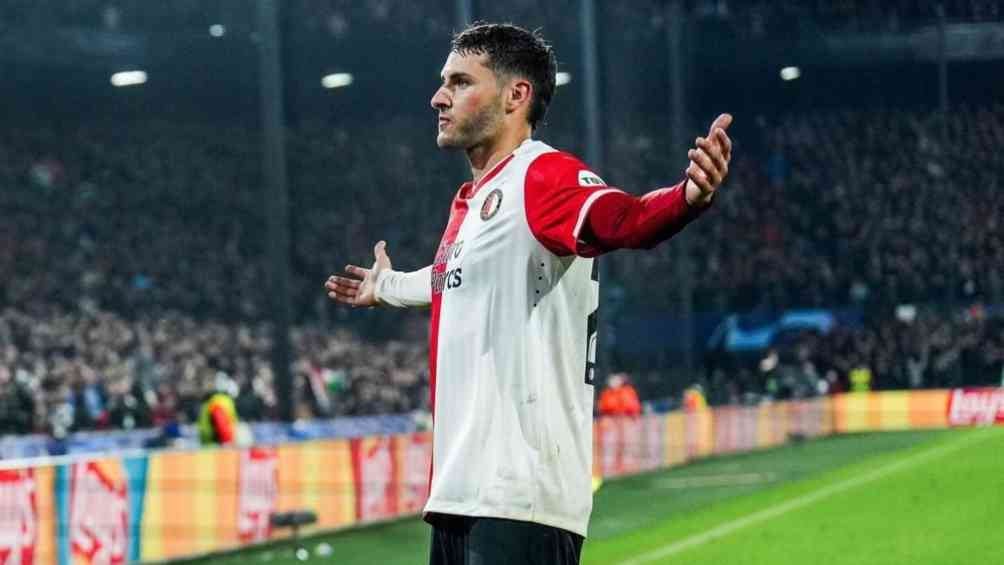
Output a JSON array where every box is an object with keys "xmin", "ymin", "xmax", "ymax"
[{"xmin": 178, "ymin": 427, "xmax": 1003, "ymax": 565}]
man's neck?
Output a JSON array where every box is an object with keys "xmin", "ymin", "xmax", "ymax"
[{"xmin": 467, "ymin": 126, "xmax": 532, "ymax": 184}]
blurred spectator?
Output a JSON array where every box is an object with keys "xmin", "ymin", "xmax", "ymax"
[
  {"xmin": 105, "ymin": 376, "xmax": 151, "ymax": 430},
  {"xmin": 198, "ymin": 374, "xmax": 240, "ymax": 446},
  {"xmin": 597, "ymin": 373, "xmax": 642, "ymax": 417},
  {"xmin": 0, "ymin": 365, "xmax": 34, "ymax": 434},
  {"xmin": 682, "ymin": 384, "xmax": 708, "ymax": 412}
]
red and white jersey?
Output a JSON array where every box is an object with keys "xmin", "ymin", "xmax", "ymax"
[{"xmin": 424, "ymin": 139, "xmax": 623, "ymax": 537}]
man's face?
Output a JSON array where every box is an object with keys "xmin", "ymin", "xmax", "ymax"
[{"xmin": 430, "ymin": 52, "xmax": 506, "ymax": 149}]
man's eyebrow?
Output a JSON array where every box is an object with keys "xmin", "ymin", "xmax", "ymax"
[{"xmin": 440, "ymin": 71, "xmax": 474, "ymax": 82}]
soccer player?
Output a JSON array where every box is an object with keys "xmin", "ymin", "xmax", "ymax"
[{"xmin": 325, "ymin": 22, "xmax": 732, "ymax": 565}]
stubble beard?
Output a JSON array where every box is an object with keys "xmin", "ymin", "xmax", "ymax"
[{"xmin": 437, "ymin": 97, "xmax": 504, "ymax": 150}]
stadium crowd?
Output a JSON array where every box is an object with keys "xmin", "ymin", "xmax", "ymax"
[
  {"xmin": 688, "ymin": 105, "xmax": 1004, "ymax": 312},
  {"xmin": 2, "ymin": 104, "xmax": 1001, "ymax": 434},
  {"xmin": 607, "ymin": 104, "xmax": 1004, "ymax": 313},
  {"xmin": 0, "ymin": 305, "xmax": 428, "ymax": 436},
  {"xmin": 1, "ymin": 0, "xmax": 1003, "ymax": 434},
  {"xmin": 706, "ymin": 308, "xmax": 1004, "ymax": 406}
]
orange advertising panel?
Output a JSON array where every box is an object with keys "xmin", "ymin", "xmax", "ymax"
[
  {"xmin": 663, "ymin": 412, "xmax": 688, "ymax": 467},
  {"xmin": 910, "ymin": 389, "xmax": 951, "ymax": 428},
  {"xmin": 276, "ymin": 440, "xmax": 356, "ymax": 535},
  {"xmin": 834, "ymin": 390, "xmax": 958, "ymax": 433},
  {"xmin": 140, "ymin": 449, "xmax": 239, "ymax": 561}
]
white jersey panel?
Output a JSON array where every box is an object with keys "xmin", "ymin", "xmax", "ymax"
[{"xmin": 424, "ymin": 140, "xmax": 599, "ymax": 537}]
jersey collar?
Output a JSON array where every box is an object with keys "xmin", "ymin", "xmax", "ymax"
[{"xmin": 460, "ymin": 138, "xmax": 533, "ymax": 200}]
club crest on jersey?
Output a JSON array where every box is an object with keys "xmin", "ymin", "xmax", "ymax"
[
  {"xmin": 480, "ymin": 188, "xmax": 503, "ymax": 221},
  {"xmin": 578, "ymin": 170, "xmax": 606, "ymax": 187}
]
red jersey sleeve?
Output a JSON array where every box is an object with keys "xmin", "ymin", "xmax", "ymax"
[{"xmin": 524, "ymin": 152, "xmax": 624, "ymax": 257}]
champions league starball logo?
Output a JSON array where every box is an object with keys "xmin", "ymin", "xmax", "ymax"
[{"xmin": 480, "ymin": 189, "xmax": 503, "ymax": 221}]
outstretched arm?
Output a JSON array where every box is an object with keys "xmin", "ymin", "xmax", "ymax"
[
  {"xmin": 582, "ymin": 113, "xmax": 733, "ymax": 252},
  {"xmin": 374, "ymin": 266, "xmax": 432, "ymax": 308},
  {"xmin": 580, "ymin": 181, "xmax": 695, "ymax": 251},
  {"xmin": 525, "ymin": 114, "xmax": 733, "ymax": 257},
  {"xmin": 324, "ymin": 241, "xmax": 432, "ymax": 308}
]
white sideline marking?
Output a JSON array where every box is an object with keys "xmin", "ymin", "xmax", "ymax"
[{"xmin": 616, "ymin": 430, "xmax": 993, "ymax": 565}]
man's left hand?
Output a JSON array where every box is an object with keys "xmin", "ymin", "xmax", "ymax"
[{"xmin": 685, "ymin": 113, "xmax": 733, "ymax": 207}]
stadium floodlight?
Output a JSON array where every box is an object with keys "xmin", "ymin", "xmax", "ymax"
[
  {"xmin": 209, "ymin": 24, "xmax": 226, "ymax": 37},
  {"xmin": 321, "ymin": 73, "xmax": 354, "ymax": 89},
  {"xmin": 780, "ymin": 66, "xmax": 801, "ymax": 81},
  {"xmin": 110, "ymin": 70, "xmax": 147, "ymax": 87},
  {"xmin": 555, "ymin": 72, "xmax": 572, "ymax": 86}
]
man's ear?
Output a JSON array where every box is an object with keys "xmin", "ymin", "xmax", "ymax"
[{"xmin": 504, "ymin": 78, "xmax": 533, "ymax": 116}]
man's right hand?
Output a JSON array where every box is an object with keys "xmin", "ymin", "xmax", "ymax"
[{"xmin": 325, "ymin": 241, "xmax": 392, "ymax": 308}]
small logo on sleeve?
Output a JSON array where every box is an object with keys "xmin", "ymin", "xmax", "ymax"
[
  {"xmin": 480, "ymin": 188, "xmax": 503, "ymax": 221},
  {"xmin": 578, "ymin": 170, "xmax": 606, "ymax": 187}
]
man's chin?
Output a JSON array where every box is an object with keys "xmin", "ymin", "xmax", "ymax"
[{"xmin": 436, "ymin": 134, "xmax": 464, "ymax": 149}]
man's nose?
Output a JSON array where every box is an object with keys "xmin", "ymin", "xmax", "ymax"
[{"xmin": 430, "ymin": 87, "xmax": 450, "ymax": 111}]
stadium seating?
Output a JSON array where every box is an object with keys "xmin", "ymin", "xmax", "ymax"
[{"xmin": 1, "ymin": 0, "xmax": 1002, "ymax": 435}]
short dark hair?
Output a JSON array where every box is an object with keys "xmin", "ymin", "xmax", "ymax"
[{"xmin": 451, "ymin": 22, "xmax": 557, "ymax": 130}]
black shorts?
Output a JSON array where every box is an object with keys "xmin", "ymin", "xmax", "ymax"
[{"xmin": 427, "ymin": 513, "xmax": 584, "ymax": 565}]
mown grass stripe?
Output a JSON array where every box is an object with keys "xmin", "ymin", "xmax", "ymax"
[{"xmin": 615, "ymin": 429, "xmax": 992, "ymax": 565}]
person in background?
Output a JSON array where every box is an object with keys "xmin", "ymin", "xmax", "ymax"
[
  {"xmin": 105, "ymin": 377, "xmax": 152, "ymax": 430},
  {"xmin": 849, "ymin": 364, "xmax": 873, "ymax": 392},
  {"xmin": 0, "ymin": 366, "xmax": 34, "ymax": 435},
  {"xmin": 597, "ymin": 372, "xmax": 642, "ymax": 417},
  {"xmin": 683, "ymin": 384, "xmax": 708, "ymax": 412},
  {"xmin": 73, "ymin": 364, "xmax": 108, "ymax": 430},
  {"xmin": 197, "ymin": 372, "xmax": 240, "ymax": 446},
  {"xmin": 236, "ymin": 375, "xmax": 267, "ymax": 422},
  {"xmin": 594, "ymin": 372, "xmax": 642, "ymax": 494}
]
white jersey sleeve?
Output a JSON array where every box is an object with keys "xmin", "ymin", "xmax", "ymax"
[{"xmin": 375, "ymin": 266, "xmax": 432, "ymax": 308}]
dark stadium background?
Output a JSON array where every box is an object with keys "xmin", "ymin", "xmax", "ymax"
[
  {"xmin": 1, "ymin": 3, "xmax": 1003, "ymax": 565},
  {"xmin": 1, "ymin": 0, "xmax": 1002, "ymax": 436}
]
